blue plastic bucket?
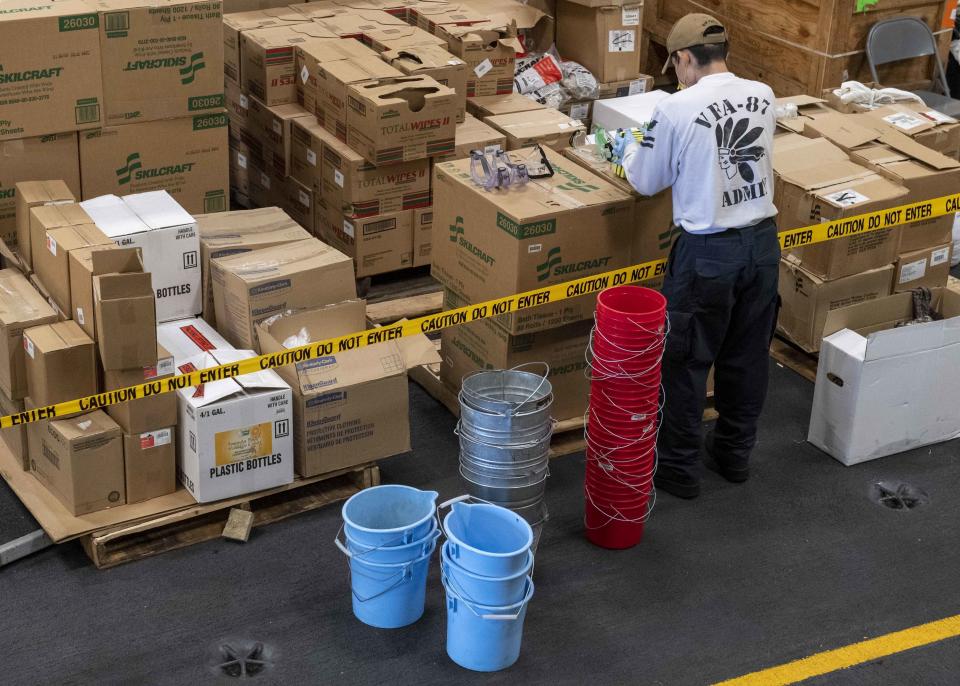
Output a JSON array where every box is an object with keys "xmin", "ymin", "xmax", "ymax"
[
  {"xmin": 343, "ymin": 538, "xmax": 437, "ymax": 629},
  {"xmin": 443, "ymin": 576, "xmax": 535, "ymax": 672},
  {"xmin": 342, "ymin": 485, "xmax": 438, "ymax": 548},
  {"xmin": 441, "ymin": 542, "xmax": 533, "ymax": 606},
  {"xmin": 337, "ymin": 522, "xmax": 441, "ymax": 564},
  {"xmin": 443, "ymin": 501, "xmax": 533, "ymax": 577}
]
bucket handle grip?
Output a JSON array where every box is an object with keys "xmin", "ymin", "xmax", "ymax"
[{"xmin": 443, "ymin": 574, "xmax": 533, "ymax": 620}]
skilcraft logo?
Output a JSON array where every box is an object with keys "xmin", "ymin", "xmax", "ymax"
[
  {"xmin": 449, "ymin": 216, "xmax": 464, "ymax": 242},
  {"xmin": 116, "ymin": 152, "xmax": 142, "ymax": 184},
  {"xmin": 180, "ymin": 52, "xmax": 205, "ymax": 85},
  {"xmin": 536, "ymin": 247, "xmax": 562, "ymax": 282}
]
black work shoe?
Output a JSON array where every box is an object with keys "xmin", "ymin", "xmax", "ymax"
[
  {"xmin": 653, "ymin": 466, "xmax": 700, "ymax": 499},
  {"xmin": 705, "ymin": 433, "xmax": 749, "ymax": 484}
]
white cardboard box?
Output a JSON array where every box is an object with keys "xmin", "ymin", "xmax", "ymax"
[
  {"xmin": 81, "ymin": 191, "xmax": 202, "ymax": 323},
  {"xmin": 591, "ymin": 90, "xmax": 670, "ymax": 132},
  {"xmin": 158, "ymin": 317, "xmax": 294, "ymax": 503},
  {"xmin": 808, "ymin": 288, "xmax": 960, "ymax": 465}
]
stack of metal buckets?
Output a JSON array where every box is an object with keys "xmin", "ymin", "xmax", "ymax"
[{"xmin": 457, "ymin": 368, "xmax": 553, "ymax": 548}]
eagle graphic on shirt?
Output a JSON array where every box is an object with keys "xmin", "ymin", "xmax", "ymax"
[{"xmin": 715, "ymin": 117, "xmax": 765, "ymax": 183}]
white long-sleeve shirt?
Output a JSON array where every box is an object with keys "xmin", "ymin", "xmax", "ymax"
[{"xmin": 622, "ymin": 72, "xmax": 778, "ymax": 234}]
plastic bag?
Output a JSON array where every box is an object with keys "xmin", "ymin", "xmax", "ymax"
[
  {"xmin": 560, "ymin": 60, "xmax": 598, "ymax": 100},
  {"xmin": 525, "ymin": 81, "xmax": 565, "ymax": 109},
  {"xmin": 514, "ymin": 53, "xmax": 563, "ymax": 94}
]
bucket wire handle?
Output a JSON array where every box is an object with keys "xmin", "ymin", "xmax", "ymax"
[{"xmin": 442, "ymin": 574, "xmax": 533, "ymax": 621}]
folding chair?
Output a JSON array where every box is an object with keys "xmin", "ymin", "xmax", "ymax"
[{"xmin": 866, "ymin": 16, "xmax": 960, "ymax": 117}]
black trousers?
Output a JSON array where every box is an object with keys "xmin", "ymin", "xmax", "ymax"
[{"xmin": 657, "ymin": 218, "xmax": 781, "ymax": 481}]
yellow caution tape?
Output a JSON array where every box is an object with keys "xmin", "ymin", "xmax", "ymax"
[{"xmin": 5, "ymin": 191, "xmax": 960, "ymax": 428}]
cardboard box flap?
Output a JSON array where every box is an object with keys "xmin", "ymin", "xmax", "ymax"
[
  {"xmin": 32, "ymin": 203, "xmax": 97, "ymax": 231},
  {"xmin": 776, "ymin": 95, "xmax": 828, "ymax": 107},
  {"xmin": 559, "ymin": 0, "xmax": 636, "ymax": 7},
  {"xmin": 121, "ymin": 191, "xmax": 194, "ymax": 231},
  {"xmin": 395, "ymin": 328, "xmax": 442, "ymax": 369},
  {"xmin": 778, "ymin": 160, "xmax": 872, "ymax": 192},
  {"xmin": 864, "ymin": 314, "xmax": 960, "ymax": 361},
  {"xmin": 321, "ymin": 56, "xmax": 403, "ymax": 83},
  {"xmin": 861, "ymin": 105, "xmax": 937, "ymax": 135},
  {"xmin": 877, "ymin": 129, "xmax": 960, "ymax": 171},
  {"xmin": 0, "ymin": 269, "xmax": 56, "ymax": 326},
  {"xmin": 196, "ymin": 207, "xmax": 305, "ymax": 243},
  {"xmin": 209, "ymin": 348, "xmax": 289, "ymax": 391},
  {"xmin": 487, "ymin": 109, "xmax": 585, "ymax": 137},
  {"xmin": 443, "ymin": 22, "xmax": 524, "ymax": 52},
  {"xmin": 177, "ymin": 352, "xmax": 244, "ymax": 406},
  {"xmin": 223, "ymin": 7, "xmax": 308, "ymax": 30},
  {"xmin": 27, "ymin": 321, "xmax": 91, "ymax": 352},
  {"xmin": 80, "ymin": 195, "xmax": 150, "ymax": 237},
  {"xmin": 804, "ymin": 113, "xmax": 881, "ymax": 149},
  {"xmin": 823, "ymin": 291, "xmax": 917, "ymax": 339},
  {"xmin": 90, "ymin": 246, "xmax": 142, "ymax": 275},
  {"xmin": 94, "ymin": 271, "xmax": 152, "ymax": 300}
]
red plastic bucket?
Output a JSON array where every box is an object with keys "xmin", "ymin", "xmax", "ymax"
[
  {"xmin": 596, "ymin": 286, "xmax": 666, "ymax": 327},
  {"xmin": 585, "ymin": 465, "xmax": 655, "ymax": 494},
  {"xmin": 588, "ymin": 395, "xmax": 660, "ymax": 421},
  {"xmin": 584, "ymin": 494, "xmax": 648, "ymax": 549}
]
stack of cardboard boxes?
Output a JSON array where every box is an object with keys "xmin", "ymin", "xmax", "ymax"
[
  {"xmin": 222, "ymin": 0, "xmax": 562, "ymax": 276},
  {"xmin": 773, "ymin": 96, "xmax": 960, "ymax": 353},
  {"xmin": 0, "ymin": 0, "xmax": 228, "ymax": 257}
]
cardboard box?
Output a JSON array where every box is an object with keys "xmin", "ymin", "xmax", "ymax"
[
  {"xmin": 92, "ymin": 0, "xmax": 224, "ymax": 125},
  {"xmin": 222, "ymin": 7, "xmax": 308, "ymax": 84},
  {"xmin": 347, "ymin": 75, "xmax": 457, "ymax": 165},
  {"xmin": 431, "ymin": 145, "xmax": 634, "ymax": 335},
  {"xmin": 857, "ymin": 104, "xmax": 960, "ymax": 159},
  {"xmin": 774, "ymin": 95, "xmax": 838, "ymax": 135},
  {"xmin": 597, "ymin": 76, "xmax": 654, "ymax": 99},
  {"xmin": 318, "ymin": 205, "xmax": 415, "ymax": 277},
  {"xmin": 257, "ymin": 299, "xmax": 439, "ymax": 477},
  {"xmin": 103, "ymin": 345, "xmax": 177, "ymax": 434},
  {"xmin": 311, "ymin": 7, "xmax": 408, "ymax": 39},
  {"xmin": 466, "ymin": 93, "xmax": 545, "ymax": 120},
  {"xmin": 556, "ymin": 0, "xmax": 642, "ymax": 83},
  {"xmin": 294, "ymin": 38, "xmax": 382, "ymax": 115},
  {"xmin": 591, "ymin": 89, "xmax": 669, "ymax": 131},
  {"xmin": 123, "ymin": 426, "xmax": 176, "ymax": 504},
  {"xmin": 382, "ymin": 45, "xmax": 468, "ymax": 123},
  {"xmin": 157, "ymin": 317, "xmax": 294, "ymax": 503},
  {"xmin": 486, "ymin": 108, "xmax": 586, "ymax": 152},
  {"xmin": 94, "ymin": 257, "xmax": 156, "ymax": 370},
  {"xmin": 441, "ymin": 294, "xmax": 593, "ymax": 420},
  {"xmin": 196, "ymin": 207, "xmax": 310, "ymax": 325},
  {"xmin": 0, "ymin": 270, "xmax": 58, "ymax": 400},
  {"xmin": 240, "ymin": 23, "xmax": 338, "ymax": 105},
  {"xmin": 211, "ymin": 238, "xmax": 357, "ymax": 349},
  {"xmin": 365, "ymin": 25, "xmax": 448, "ymax": 52},
  {"xmin": 0, "ymin": 1, "xmax": 103, "ymax": 141},
  {"xmin": 0, "ymin": 134, "xmax": 81, "ymax": 250},
  {"xmin": 68, "ymin": 245, "xmax": 124, "ymax": 340},
  {"xmin": 244, "ymin": 97, "xmax": 313, "ymax": 177},
  {"xmin": 777, "ymin": 258, "xmax": 894, "ymax": 353},
  {"xmin": 809, "ymin": 288, "xmax": 960, "ymax": 465},
  {"xmin": 413, "ymin": 206, "xmax": 433, "ymax": 267},
  {"xmin": 23, "ymin": 321, "xmax": 97, "ymax": 407},
  {"xmin": 773, "ymin": 134, "xmax": 906, "ymax": 280},
  {"xmin": 0, "ymin": 389, "xmax": 27, "ymax": 469},
  {"xmin": 80, "ymin": 191, "xmax": 202, "ymax": 323},
  {"xmin": 849, "ymin": 142, "xmax": 960, "ymax": 253},
  {"xmin": 30, "ymin": 204, "xmax": 113, "ymax": 315},
  {"xmin": 431, "ymin": 21, "xmax": 522, "ymax": 97},
  {"xmin": 315, "ymin": 56, "xmax": 404, "ymax": 142},
  {"xmin": 893, "ymin": 244, "xmax": 951, "ymax": 293},
  {"xmin": 277, "ymin": 175, "xmax": 315, "ymax": 231},
  {"xmin": 79, "ymin": 113, "xmax": 229, "ymax": 215},
  {"xmin": 29, "ymin": 409, "xmax": 125, "ymax": 515},
  {"xmin": 562, "ymin": 145, "xmax": 674, "ymax": 288},
  {"xmin": 14, "ymin": 181, "xmax": 75, "ymax": 270},
  {"xmin": 432, "ymin": 113, "xmax": 507, "ymax": 163},
  {"xmin": 291, "ymin": 118, "xmax": 432, "ymax": 217}
]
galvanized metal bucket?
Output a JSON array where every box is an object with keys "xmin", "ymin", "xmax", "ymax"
[{"xmin": 460, "ymin": 367, "xmax": 553, "ymax": 416}]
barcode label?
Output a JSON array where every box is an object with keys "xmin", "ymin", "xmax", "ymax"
[
  {"xmin": 299, "ymin": 190, "xmax": 310, "ymax": 207},
  {"xmin": 46, "ymin": 235, "xmax": 57, "ymax": 256},
  {"xmin": 105, "ymin": 12, "xmax": 129, "ymax": 33},
  {"xmin": 343, "ymin": 220, "xmax": 354, "ymax": 238},
  {"xmin": 75, "ymin": 102, "xmax": 100, "ymax": 125},
  {"xmin": 203, "ymin": 193, "xmax": 226, "ymax": 213},
  {"xmin": 237, "ymin": 152, "xmax": 247, "ymax": 169},
  {"xmin": 239, "ymin": 93, "xmax": 249, "ymax": 109},
  {"xmin": 363, "ymin": 218, "xmax": 396, "ymax": 235},
  {"xmin": 76, "ymin": 307, "xmax": 85, "ymax": 325},
  {"xmin": 306, "ymin": 149, "xmax": 317, "ymax": 166},
  {"xmin": 334, "ymin": 169, "xmax": 344, "ymax": 187},
  {"xmin": 23, "ymin": 337, "xmax": 34, "ymax": 359}
]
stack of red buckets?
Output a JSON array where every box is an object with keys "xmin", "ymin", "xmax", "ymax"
[{"xmin": 584, "ymin": 286, "xmax": 667, "ymax": 549}]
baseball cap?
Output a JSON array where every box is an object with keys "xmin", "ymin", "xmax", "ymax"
[{"xmin": 661, "ymin": 13, "xmax": 728, "ymax": 74}]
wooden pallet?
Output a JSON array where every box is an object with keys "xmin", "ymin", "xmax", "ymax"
[
  {"xmin": 408, "ymin": 340, "xmax": 718, "ymax": 458},
  {"xmin": 79, "ymin": 463, "xmax": 379, "ymax": 569},
  {"xmin": 769, "ymin": 335, "xmax": 819, "ymax": 383}
]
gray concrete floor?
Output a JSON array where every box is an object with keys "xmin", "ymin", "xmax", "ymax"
[{"xmin": 2, "ymin": 359, "xmax": 959, "ymax": 685}]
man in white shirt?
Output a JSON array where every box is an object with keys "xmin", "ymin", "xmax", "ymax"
[{"xmin": 619, "ymin": 14, "xmax": 780, "ymax": 499}]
